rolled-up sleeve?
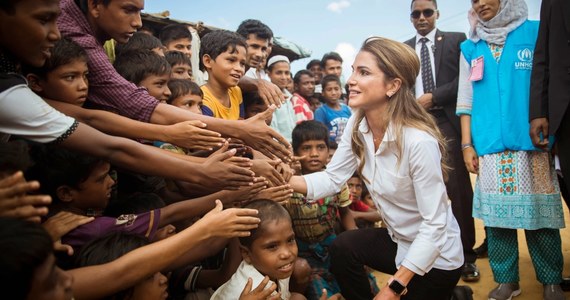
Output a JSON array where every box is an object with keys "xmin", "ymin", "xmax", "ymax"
[{"xmin": 400, "ymin": 138, "xmax": 449, "ymax": 275}]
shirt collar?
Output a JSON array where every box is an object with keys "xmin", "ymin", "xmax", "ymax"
[
  {"xmin": 416, "ymin": 28, "xmax": 437, "ymax": 44},
  {"xmin": 358, "ymin": 117, "xmax": 396, "ymax": 142}
]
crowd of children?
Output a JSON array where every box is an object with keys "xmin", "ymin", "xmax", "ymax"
[
  {"xmin": 4, "ymin": 0, "xmax": 567, "ymax": 299},
  {"xmin": 0, "ymin": 0, "xmax": 381, "ymax": 299}
]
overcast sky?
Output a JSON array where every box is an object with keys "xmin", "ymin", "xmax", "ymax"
[{"xmin": 144, "ymin": 0, "xmax": 542, "ymax": 79}]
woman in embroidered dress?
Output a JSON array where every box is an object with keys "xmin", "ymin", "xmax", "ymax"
[{"xmin": 457, "ymin": 0, "xmax": 564, "ymax": 299}]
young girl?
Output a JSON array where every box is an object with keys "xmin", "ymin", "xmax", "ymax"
[
  {"xmin": 211, "ymin": 199, "xmax": 297, "ymax": 300},
  {"xmin": 314, "ymin": 75, "xmax": 352, "ymax": 144},
  {"xmin": 289, "ymin": 37, "xmax": 463, "ymax": 300}
]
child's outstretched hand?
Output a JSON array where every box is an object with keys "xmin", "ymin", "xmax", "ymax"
[
  {"xmin": 252, "ymin": 185, "xmax": 293, "ymax": 205},
  {"xmin": 201, "ymin": 142, "xmax": 255, "ymax": 190},
  {"xmin": 0, "ymin": 172, "xmax": 52, "ymax": 223},
  {"xmin": 164, "ymin": 120, "xmax": 226, "ymax": 151},
  {"xmin": 239, "ymin": 276, "xmax": 281, "ymax": 300},
  {"xmin": 199, "ymin": 200, "xmax": 260, "ymax": 238}
]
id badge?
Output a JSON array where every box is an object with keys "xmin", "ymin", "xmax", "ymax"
[{"xmin": 469, "ymin": 56, "xmax": 484, "ymax": 81}]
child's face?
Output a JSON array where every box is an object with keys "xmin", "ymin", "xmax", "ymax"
[
  {"xmin": 27, "ymin": 254, "xmax": 73, "ymax": 300},
  {"xmin": 165, "ymin": 38, "xmax": 192, "ymax": 58},
  {"xmin": 139, "ymin": 74, "xmax": 171, "ymax": 103},
  {"xmin": 309, "ymin": 64, "xmax": 323, "ymax": 83},
  {"xmin": 327, "ymin": 148, "xmax": 336, "ymax": 163},
  {"xmin": 39, "ymin": 59, "xmax": 89, "ymax": 106},
  {"xmin": 244, "ymin": 34, "xmax": 269, "ymax": 70},
  {"xmin": 267, "ymin": 62, "xmax": 291, "ymax": 90},
  {"xmin": 204, "ymin": 46, "xmax": 246, "ymax": 88},
  {"xmin": 322, "ymin": 81, "xmax": 342, "ymax": 105},
  {"xmin": 294, "ymin": 74, "xmax": 315, "ymax": 99},
  {"xmin": 130, "ymin": 272, "xmax": 169, "ymax": 300},
  {"xmin": 0, "ymin": 0, "xmax": 61, "ymax": 68},
  {"xmin": 171, "ymin": 93, "xmax": 203, "ymax": 115},
  {"xmin": 245, "ymin": 103, "xmax": 271, "ymax": 125},
  {"xmin": 90, "ymin": 0, "xmax": 144, "ymax": 44},
  {"xmin": 67, "ymin": 162, "xmax": 115, "ymax": 212},
  {"xmin": 363, "ymin": 194, "xmax": 375, "ymax": 209},
  {"xmin": 285, "ymin": 77, "xmax": 294, "ymax": 94},
  {"xmin": 171, "ymin": 63, "xmax": 192, "ymax": 80},
  {"xmin": 347, "ymin": 177, "xmax": 363, "ymax": 201},
  {"xmin": 309, "ymin": 96, "xmax": 322, "ymax": 112},
  {"xmin": 296, "ymin": 139, "xmax": 329, "ymax": 174},
  {"xmin": 242, "ymin": 219, "xmax": 297, "ymax": 281}
]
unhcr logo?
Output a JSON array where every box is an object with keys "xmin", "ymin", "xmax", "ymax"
[{"xmin": 515, "ymin": 48, "xmax": 533, "ymax": 70}]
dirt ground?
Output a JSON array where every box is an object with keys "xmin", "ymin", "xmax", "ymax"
[{"xmin": 373, "ymin": 176, "xmax": 569, "ymax": 300}]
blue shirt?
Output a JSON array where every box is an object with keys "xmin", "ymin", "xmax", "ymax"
[{"xmin": 314, "ymin": 103, "xmax": 352, "ymax": 144}]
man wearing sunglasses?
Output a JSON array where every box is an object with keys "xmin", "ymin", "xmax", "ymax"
[{"xmin": 404, "ymin": 0, "xmax": 479, "ymax": 284}]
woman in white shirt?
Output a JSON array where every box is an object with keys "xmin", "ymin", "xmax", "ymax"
[{"xmin": 289, "ymin": 37, "xmax": 463, "ymax": 300}]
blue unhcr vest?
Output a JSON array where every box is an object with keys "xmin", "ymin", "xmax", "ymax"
[{"xmin": 460, "ymin": 20, "xmax": 549, "ymax": 156}]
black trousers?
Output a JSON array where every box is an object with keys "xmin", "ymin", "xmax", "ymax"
[
  {"xmin": 330, "ymin": 228, "xmax": 461, "ymax": 300},
  {"xmin": 431, "ymin": 110, "xmax": 477, "ymax": 264}
]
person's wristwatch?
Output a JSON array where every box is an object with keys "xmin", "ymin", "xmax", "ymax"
[{"xmin": 387, "ymin": 277, "xmax": 408, "ymax": 296}]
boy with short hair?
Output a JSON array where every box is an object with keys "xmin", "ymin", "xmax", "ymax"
[
  {"xmin": 199, "ymin": 30, "xmax": 247, "ymax": 120},
  {"xmin": 115, "ymin": 31, "xmax": 165, "ymax": 57},
  {"xmin": 243, "ymin": 91, "xmax": 270, "ymax": 125},
  {"xmin": 167, "ymin": 79, "xmax": 203, "ymax": 115},
  {"xmin": 320, "ymin": 52, "xmax": 343, "ymax": 78},
  {"xmin": 291, "ymin": 70, "xmax": 315, "ymax": 124},
  {"xmin": 236, "ymin": 19, "xmax": 272, "ymax": 77},
  {"xmin": 165, "ymin": 50, "xmax": 193, "ymax": 81},
  {"xmin": 314, "ymin": 75, "xmax": 351, "ymax": 144},
  {"xmin": 114, "ymin": 50, "xmax": 172, "ymax": 103},
  {"xmin": 285, "ymin": 121, "xmax": 371, "ymax": 299},
  {"xmin": 159, "ymin": 24, "xmax": 193, "ymax": 58},
  {"xmin": 212, "ymin": 199, "xmax": 297, "ymax": 299}
]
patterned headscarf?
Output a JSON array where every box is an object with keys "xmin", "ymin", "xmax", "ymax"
[{"xmin": 468, "ymin": 0, "xmax": 528, "ymax": 45}]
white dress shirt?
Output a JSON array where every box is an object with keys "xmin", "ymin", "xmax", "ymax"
[
  {"xmin": 414, "ymin": 28, "xmax": 438, "ymax": 98},
  {"xmin": 304, "ymin": 115, "xmax": 463, "ymax": 275}
]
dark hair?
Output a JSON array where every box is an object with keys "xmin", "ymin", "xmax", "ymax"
[
  {"xmin": 0, "ymin": 217, "xmax": 53, "ymax": 300},
  {"xmin": 104, "ymin": 192, "xmax": 165, "ymax": 217},
  {"xmin": 115, "ymin": 32, "xmax": 163, "ymax": 57},
  {"xmin": 293, "ymin": 69, "xmax": 314, "ymax": 85},
  {"xmin": 238, "ymin": 200, "xmax": 291, "ymax": 249},
  {"xmin": 167, "ymin": 79, "xmax": 202, "ymax": 104},
  {"xmin": 321, "ymin": 74, "xmax": 341, "ymax": 90},
  {"xmin": 165, "ymin": 50, "xmax": 191, "ymax": 68},
  {"xmin": 138, "ymin": 26, "xmax": 156, "ymax": 36},
  {"xmin": 199, "ymin": 30, "xmax": 247, "ymax": 72},
  {"xmin": 320, "ymin": 52, "xmax": 343, "ymax": 68},
  {"xmin": 329, "ymin": 140, "xmax": 338, "ymax": 150},
  {"xmin": 76, "ymin": 232, "xmax": 150, "ymax": 300},
  {"xmin": 292, "ymin": 121, "xmax": 330, "ymax": 154},
  {"xmin": 114, "ymin": 50, "xmax": 171, "ymax": 85},
  {"xmin": 236, "ymin": 19, "xmax": 273, "ymax": 41},
  {"xmin": 22, "ymin": 37, "xmax": 87, "ymax": 79},
  {"xmin": 306, "ymin": 59, "xmax": 321, "ymax": 70},
  {"xmin": 410, "ymin": 0, "xmax": 438, "ymax": 9},
  {"xmin": 159, "ymin": 24, "xmax": 192, "ymax": 46},
  {"xmin": 242, "ymin": 91, "xmax": 265, "ymax": 110},
  {"xmin": 26, "ymin": 145, "xmax": 102, "ymax": 203},
  {"xmin": 0, "ymin": 0, "xmax": 20, "ymax": 14},
  {"xmin": 0, "ymin": 140, "xmax": 33, "ymax": 177}
]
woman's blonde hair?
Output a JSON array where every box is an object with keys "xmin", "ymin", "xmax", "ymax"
[{"xmin": 351, "ymin": 37, "xmax": 450, "ymax": 181}]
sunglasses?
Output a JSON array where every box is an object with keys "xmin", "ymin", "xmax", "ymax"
[{"xmin": 410, "ymin": 9, "xmax": 436, "ymax": 19}]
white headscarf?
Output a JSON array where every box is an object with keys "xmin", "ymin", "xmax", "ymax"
[{"xmin": 468, "ymin": 0, "xmax": 528, "ymax": 45}]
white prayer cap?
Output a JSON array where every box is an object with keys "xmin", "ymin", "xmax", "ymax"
[{"xmin": 267, "ymin": 55, "xmax": 290, "ymax": 68}]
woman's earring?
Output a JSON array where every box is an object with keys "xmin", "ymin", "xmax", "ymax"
[{"xmin": 387, "ymin": 92, "xmax": 394, "ymax": 99}]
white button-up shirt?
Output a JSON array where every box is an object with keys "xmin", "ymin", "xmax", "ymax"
[{"xmin": 304, "ymin": 115, "xmax": 463, "ymax": 275}]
